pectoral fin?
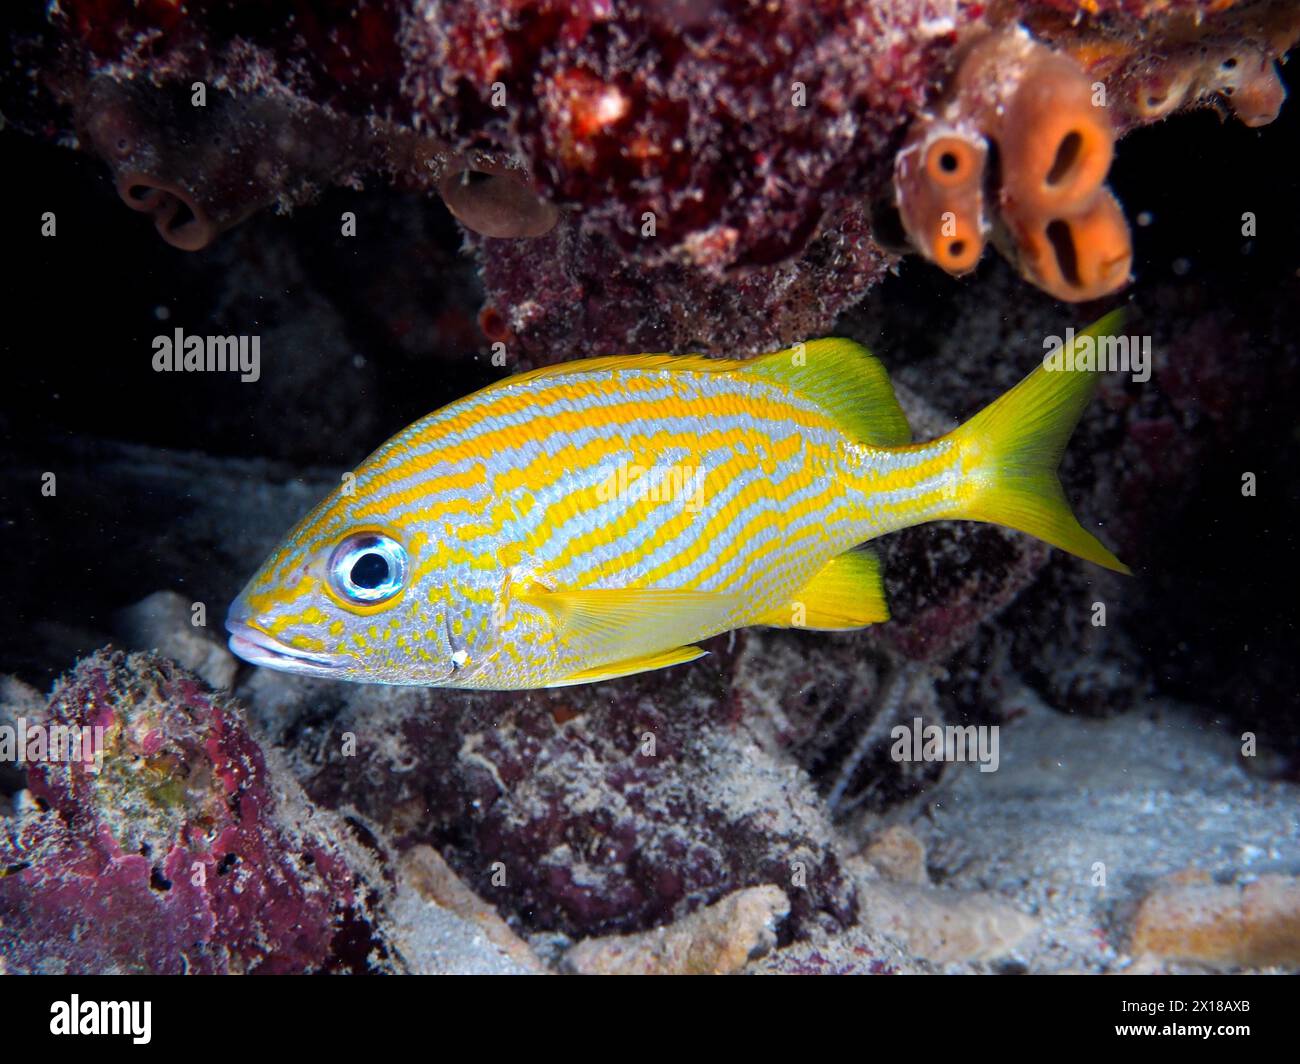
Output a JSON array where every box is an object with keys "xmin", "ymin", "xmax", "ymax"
[
  {"xmin": 517, "ymin": 584, "xmax": 743, "ymax": 662},
  {"xmin": 756, "ymin": 549, "xmax": 889, "ymax": 630},
  {"xmin": 544, "ymin": 644, "xmax": 708, "ymax": 688}
]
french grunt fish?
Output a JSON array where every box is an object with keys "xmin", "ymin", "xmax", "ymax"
[{"xmin": 226, "ymin": 313, "xmax": 1129, "ymax": 689}]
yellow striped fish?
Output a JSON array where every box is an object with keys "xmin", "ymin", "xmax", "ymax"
[{"xmin": 226, "ymin": 314, "xmax": 1129, "ymax": 689}]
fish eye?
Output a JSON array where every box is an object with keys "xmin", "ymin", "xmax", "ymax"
[{"xmin": 328, "ymin": 532, "xmax": 408, "ymax": 605}]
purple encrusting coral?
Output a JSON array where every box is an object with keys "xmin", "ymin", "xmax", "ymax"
[
  {"xmin": 3, "ymin": 0, "xmax": 1296, "ymax": 355},
  {"xmin": 0, "ymin": 652, "xmax": 377, "ymax": 974},
  {"xmin": 473, "ymin": 206, "xmax": 890, "ymax": 360},
  {"xmin": 301, "ymin": 646, "xmax": 858, "ymax": 940}
]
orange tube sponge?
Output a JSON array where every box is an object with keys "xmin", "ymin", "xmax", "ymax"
[
  {"xmin": 990, "ymin": 39, "xmax": 1128, "ymax": 302},
  {"xmin": 996, "ymin": 50, "xmax": 1114, "ymax": 218},
  {"xmin": 892, "ymin": 26, "xmax": 1131, "ymax": 303},
  {"xmin": 893, "ymin": 119, "xmax": 988, "ymax": 275},
  {"xmin": 1000, "ymin": 187, "xmax": 1132, "ymax": 303}
]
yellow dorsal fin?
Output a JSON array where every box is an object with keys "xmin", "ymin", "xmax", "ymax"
[
  {"xmin": 756, "ymin": 549, "xmax": 890, "ymax": 630},
  {"xmin": 544, "ymin": 645, "xmax": 708, "ymax": 688},
  {"xmin": 743, "ymin": 339, "xmax": 911, "ymax": 447},
  {"xmin": 498, "ymin": 353, "xmax": 745, "ymax": 388},
  {"xmin": 516, "ymin": 584, "xmax": 743, "ymax": 659},
  {"xmin": 493, "ymin": 340, "xmax": 910, "ymax": 448}
]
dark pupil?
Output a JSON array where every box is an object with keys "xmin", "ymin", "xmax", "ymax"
[{"xmin": 350, "ymin": 552, "xmax": 390, "ymax": 590}]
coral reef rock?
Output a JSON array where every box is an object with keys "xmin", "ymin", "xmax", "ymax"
[
  {"xmin": 0, "ymin": 652, "xmax": 381, "ymax": 974},
  {"xmin": 4, "ymin": 1, "xmax": 1295, "ymax": 352},
  {"xmin": 563, "ymin": 884, "xmax": 790, "ymax": 975},
  {"xmin": 1130, "ymin": 873, "xmax": 1300, "ymax": 970}
]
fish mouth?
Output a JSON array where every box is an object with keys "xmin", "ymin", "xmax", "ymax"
[{"xmin": 226, "ymin": 621, "xmax": 349, "ymax": 677}]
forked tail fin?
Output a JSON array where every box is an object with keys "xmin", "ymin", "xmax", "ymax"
[{"xmin": 946, "ymin": 312, "xmax": 1131, "ymax": 574}]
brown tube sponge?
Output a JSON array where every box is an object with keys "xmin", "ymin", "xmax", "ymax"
[
  {"xmin": 78, "ymin": 76, "xmax": 370, "ymax": 252},
  {"xmin": 114, "ymin": 172, "xmax": 232, "ymax": 252},
  {"xmin": 1211, "ymin": 49, "xmax": 1287, "ymax": 128},
  {"xmin": 438, "ymin": 161, "xmax": 560, "ymax": 240},
  {"xmin": 1122, "ymin": 46, "xmax": 1287, "ymax": 130}
]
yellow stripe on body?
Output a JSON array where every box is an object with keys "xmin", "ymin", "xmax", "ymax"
[
  {"xmin": 839, "ymin": 439, "xmax": 963, "ymax": 535},
  {"xmin": 355, "ymin": 374, "xmax": 830, "ymax": 513},
  {"xmin": 348, "ymin": 373, "xmax": 688, "ymax": 512},
  {"xmin": 398, "ymin": 401, "xmax": 837, "ymax": 578},
  {"xmin": 541, "ymin": 423, "xmax": 796, "ymax": 583}
]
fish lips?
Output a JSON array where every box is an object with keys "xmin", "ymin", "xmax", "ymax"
[{"xmin": 225, "ymin": 618, "xmax": 349, "ymax": 677}]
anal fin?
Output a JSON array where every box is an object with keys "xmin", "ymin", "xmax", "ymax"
[
  {"xmin": 757, "ymin": 549, "xmax": 889, "ymax": 630},
  {"xmin": 544, "ymin": 645, "xmax": 708, "ymax": 688}
]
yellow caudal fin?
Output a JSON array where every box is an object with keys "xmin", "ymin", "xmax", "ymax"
[{"xmin": 946, "ymin": 312, "xmax": 1131, "ymax": 574}]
